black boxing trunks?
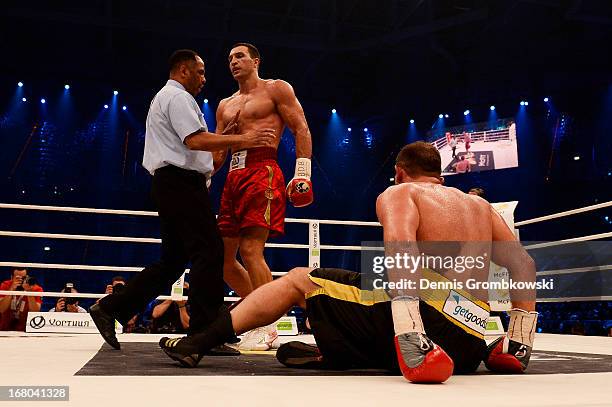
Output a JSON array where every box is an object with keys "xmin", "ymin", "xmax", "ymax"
[{"xmin": 304, "ymin": 268, "xmax": 488, "ymax": 373}]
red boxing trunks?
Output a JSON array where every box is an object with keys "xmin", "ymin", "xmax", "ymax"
[{"xmin": 218, "ymin": 147, "xmax": 286, "ymax": 237}]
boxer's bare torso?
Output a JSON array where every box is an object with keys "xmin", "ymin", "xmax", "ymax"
[
  {"xmin": 377, "ymin": 182, "xmax": 499, "ymax": 299},
  {"xmin": 218, "ymin": 79, "xmax": 286, "ymax": 152},
  {"xmin": 378, "ymin": 182, "xmax": 491, "ymax": 240}
]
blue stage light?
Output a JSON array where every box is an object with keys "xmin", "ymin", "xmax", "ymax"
[
  {"xmin": 524, "ymin": 101, "xmax": 529, "ymax": 106},
  {"xmin": 331, "ymin": 108, "xmax": 337, "ymax": 114},
  {"xmin": 113, "ymin": 90, "xmax": 119, "ymax": 95},
  {"xmin": 347, "ymin": 127, "xmax": 352, "ymax": 132},
  {"xmin": 104, "ymin": 104, "xmax": 109, "ymax": 109},
  {"xmin": 464, "ymin": 110, "xmax": 470, "ymax": 116},
  {"xmin": 22, "ymin": 97, "xmax": 26, "ymax": 102},
  {"xmin": 444, "ymin": 114, "xmax": 449, "ymax": 118},
  {"xmin": 605, "ymin": 216, "xmax": 609, "ymax": 222},
  {"xmin": 573, "ymin": 156, "xmax": 580, "ymax": 161},
  {"xmin": 122, "ymin": 105, "xmax": 127, "ymax": 111},
  {"xmin": 204, "ymin": 98, "xmax": 208, "ymax": 104},
  {"xmin": 543, "ymin": 97, "xmax": 549, "ymax": 102},
  {"xmin": 490, "ymin": 105, "xmax": 495, "ymax": 111},
  {"xmin": 438, "ymin": 114, "xmax": 443, "ymax": 119},
  {"xmin": 64, "ymin": 84, "xmax": 70, "ymax": 90},
  {"xmin": 40, "ymin": 98, "xmax": 46, "ymax": 104},
  {"xmin": 363, "ymin": 127, "xmax": 368, "ymax": 132},
  {"xmin": 17, "ymin": 81, "xmax": 23, "ymax": 87},
  {"xmin": 520, "ymin": 101, "xmax": 525, "ymax": 106},
  {"xmin": 410, "ymin": 119, "xmax": 415, "ymax": 124}
]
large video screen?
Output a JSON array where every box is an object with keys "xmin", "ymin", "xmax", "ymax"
[{"xmin": 430, "ymin": 119, "xmax": 518, "ymax": 176}]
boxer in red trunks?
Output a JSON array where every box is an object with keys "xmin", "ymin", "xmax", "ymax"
[
  {"xmin": 464, "ymin": 132, "xmax": 472, "ymax": 153},
  {"xmin": 214, "ymin": 43, "xmax": 314, "ymax": 350}
]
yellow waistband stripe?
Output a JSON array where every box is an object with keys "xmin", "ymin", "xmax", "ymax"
[{"xmin": 306, "ymin": 269, "xmax": 490, "ymax": 339}]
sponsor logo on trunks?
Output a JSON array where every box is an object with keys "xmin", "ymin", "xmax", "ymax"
[
  {"xmin": 442, "ymin": 290, "xmax": 488, "ymax": 335},
  {"xmin": 295, "ymin": 181, "xmax": 310, "ymax": 193},
  {"xmin": 230, "ymin": 150, "xmax": 247, "ymax": 171},
  {"xmin": 264, "ymin": 189, "xmax": 274, "ymax": 200}
]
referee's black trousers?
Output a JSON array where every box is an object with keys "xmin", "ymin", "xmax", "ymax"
[{"xmin": 99, "ymin": 165, "xmax": 224, "ymax": 334}]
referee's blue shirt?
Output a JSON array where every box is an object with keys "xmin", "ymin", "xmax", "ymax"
[{"xmin": 143, "ymin": 79, "xmax": 213, "ymax": 177}]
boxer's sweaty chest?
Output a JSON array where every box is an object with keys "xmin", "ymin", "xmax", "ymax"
[{"xmin": 224, "ymin": 91, "xmax": 279, "ymax": 124}]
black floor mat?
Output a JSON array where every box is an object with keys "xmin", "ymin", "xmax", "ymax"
[{"xmin": 75, "ymin": 343, "xmax": 612, "ymax": 376}]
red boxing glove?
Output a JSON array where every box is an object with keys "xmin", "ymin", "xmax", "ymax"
[
  {"xmin": 391, "ymin": 296, "xmax": 453, "ymax": 384},
  {"xmin": 395, "ymin": 332, "xmax": 454, "ymax": 383},
  {"xmin": 485, "ymin": 308, "xmax": 538, "ymax": 373},
  {"xmin": 286, "ymin": 158, "xmax": 313, "ymax": 207}
]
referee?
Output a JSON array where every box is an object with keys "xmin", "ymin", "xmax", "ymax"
[{"xmin": 90, "ymin": 49, "xmax": 275, "ymax": 350}]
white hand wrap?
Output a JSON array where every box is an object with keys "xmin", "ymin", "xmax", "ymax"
[
  {"xmin": 508, "ymin": 308, "xmax": 538, "ymax": 347},
  {"xmin": 294, "ymin": 157, "xmax": 311, "ymax": 179},
  {"xmin": 391, "ymin": 296, "xmax": 425, "ymax": 335}
]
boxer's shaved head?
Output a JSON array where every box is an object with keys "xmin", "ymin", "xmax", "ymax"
[{"xmin": 396, "ymin": 141, "xmax": 441, "ymax": 177}]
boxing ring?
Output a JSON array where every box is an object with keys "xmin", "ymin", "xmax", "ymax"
[{"xmin": 0, "ymin": 201, "xmax": 611, "ymax": 406}]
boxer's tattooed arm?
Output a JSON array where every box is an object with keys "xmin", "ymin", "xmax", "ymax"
[{"xmin": 272, "ymin": 80, "xmax": 312, "ymax": 158}]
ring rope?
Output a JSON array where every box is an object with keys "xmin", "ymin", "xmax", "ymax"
[
  {"xmin": 2, "ymin": 201, "xmax": 610, "ymax": 227},
  {"xmin": 0, "ymin": 203, "xmax": 381, "ymax": 226},
  {"xmin": 1, "ymin": 261, "xmax": 609, "ymax": 279},
  {"xmin": 2, "ymin": 229, "xmax": 608, "ymax": 251},
  {"xmin": 536, "ymin": 264, "xmax": 612, "ymax": 276},
  {"xmin": 2, "ymin": 289, "xmax": 607, "ymax": 304},
  {"xmin": 1, "ymin": 202, "xmax": 610, "ymax": 305},
  {"xmin": 535, "ymin": 296, "xmax": 612, "ymax": 303},
  {"xmin": 523, "ymin": 232, "xmax": 612, "ymax": 250},
  {"xmin": 0, "ymin": 290, "xmax": 239, "ymax": 302},
  {"xmin": 0, "ymin": 230, "xmax": 383, "ymax": 251},
  {"xmin": 514, "ymin": 201, "xmax": 612, "ymax": 227},
  {"xmin": 0, "ymin": 262, "xmax": 287, "ymax": 277}
]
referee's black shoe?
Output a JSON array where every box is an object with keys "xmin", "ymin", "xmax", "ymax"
[
  {"xmin": 159, "ymin": 337, "xmax": 203, "ymax": 368},
  {"xmin": 89, "ymin": 303, "xmax": 120, "ymax": 350}
]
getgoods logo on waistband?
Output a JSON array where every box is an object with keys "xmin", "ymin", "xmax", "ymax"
[{"xmin": 442, "ymin": 290, "xmax": 488, "ymax": 335}]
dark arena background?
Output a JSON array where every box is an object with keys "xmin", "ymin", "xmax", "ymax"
[{"xmin": 0, "ymin": 2, "xmax": 611, "ymax": 406}]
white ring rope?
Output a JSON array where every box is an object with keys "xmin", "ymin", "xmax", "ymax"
[
  {"xmin": 535, "ymin": 296, "xmax": 612, "ymax": 303},
  {"xmin": 3, "ymin": 289, "xmax": 607, "ymax": 304},
  {"xmin": 0, "ymin": 231, "xmax": 161, "ymax": 244},
  {"xmin": 524, "ymin": 232, "xmax": 612, "ymax": 250},
  {"xmin": 0, "ymin": 290, "xmax": 240, "ymax": 302},
  {"xmin": 0, "ymin": 203, "xmax": 158, "ymax": 217},
  {"xmin": 536, "ymin": 264, "xmax": 612, "ymax": 276},
  {"xmin": 0, "ymin": 203, "xmax": 381, "ymax": 226},
  {"xmin": 0, "ymin": 230, "xmax": 385, "ymax": 251},
  {"xmin": 1, "ymin": 201, "xmax": 610, "ymax": 305},
  {"xmin": 0, "ymin": 262, "xmax": 287, "ymax": 277},
  {"xmin": 514, "ymin": 201, "xmax": 612, "ymax": 227},
  {"xmin": 1, "ymin": 228, "xmax": 608, "ymax": 251},
  {"xmin": 2, "ymin": 201, "xmax": 610, "ymax": 227},
  {"xmin": 2, "ymin": 261, "xmax": 608, "ymax": 279}
]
